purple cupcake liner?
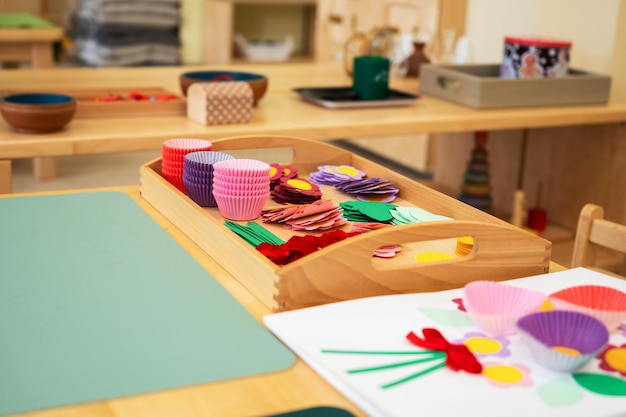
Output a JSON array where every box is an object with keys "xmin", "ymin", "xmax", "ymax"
[
  {"xmin": 184, "ymin": 151, "xmax": 235, "ymax": 170},
  {"xmin": 183, "ymin": 177, "xmax": 217, "ymax": 207},
  {"xmin": 516, "ymin": 310, "xmax": 609, "ymax": 372}
]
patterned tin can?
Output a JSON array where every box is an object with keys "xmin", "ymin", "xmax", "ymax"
[{"xmin": 500, "ymin": 36, "xmax": 572, "ymax": 79}]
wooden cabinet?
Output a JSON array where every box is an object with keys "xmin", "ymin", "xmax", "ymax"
[{"xmin": 197, "ymin": 0, "xmax": 465, "ymax": 65}]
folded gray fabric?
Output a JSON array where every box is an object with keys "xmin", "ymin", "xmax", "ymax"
[
  {"xmin": 71, "ymin": 18, "xmax": 180, "ymax": 46},
  {"xmin": 72, "ymin": 39, "xmax": 180, "ymax": 66},
  {"xmin": 72, "ymin": 0, "xmax": 180, "ymax": 27}
]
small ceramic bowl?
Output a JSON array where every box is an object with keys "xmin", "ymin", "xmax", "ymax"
[
  {"xmin": 517, "ymin": 310, "xmax": 609, "ymax": 373},
  {"xmin": 548, "ymin": 285, "xmax": 626, "ymax": 331},
  {"xmin": 463, "ymin": 280, "xmax": 547, "ymax": 336},
  {"xmin": 1, "ymin": 93, "xmax": 76, "ymax": 133},
  {"xmin": 179, "ymin": 71, "xmax": 268, "ymax": 104}
]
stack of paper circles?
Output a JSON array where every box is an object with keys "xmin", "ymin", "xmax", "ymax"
[
  {"xmin": 183, "ymin": 151, "xmax": 235, "ymax": 207},
  {"xmin": 212, "ymin": 158, "xmax": 271, "ymax": 221},
  {"xmin": 161, "ymin": 138, "xmax": 213, "ymax": 193},
  {"xmin": 271, "ymin": 177, "xmax": 322, "ymax": 205}
]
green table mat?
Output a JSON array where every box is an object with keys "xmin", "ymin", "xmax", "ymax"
[
  {"xmin": 0, "ymin": 191, "xmax": 295, "ymax": 416},
  {"xmin": 0, "ymin": 13, "xmax": 57, "ymax": 28}
]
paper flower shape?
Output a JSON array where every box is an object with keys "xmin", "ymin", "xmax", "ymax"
[
  {"xmin": 482, "ymin": 362, "xmax": 534, "ymax": 388},
  {"xmin": 597, "ymin": 343, "xmax": 626, "ymax": 377}
]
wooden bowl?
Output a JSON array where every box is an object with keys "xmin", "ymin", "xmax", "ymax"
[
  {"xmin": 1, "ymin": 93, "xmax": 77, "ymax": 133},
  {"xmin": 179, "ymin": 71, "xmax": 268, "ymax": 105}
]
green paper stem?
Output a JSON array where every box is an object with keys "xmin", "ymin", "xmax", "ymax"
[
  {"xmin": 322, "ymin": 349, "xmax": 441, "ymax": 355},
  {"xmin": 382, "ymin": 360, "xmax": 447, "ymax": 389},
  {"xmin": 247, "ymin": 221, "xmax": 284, "ymax": 244},
  {"xmin": 347, "ymin": 354, "xmax": 446, "ymax": 374}
]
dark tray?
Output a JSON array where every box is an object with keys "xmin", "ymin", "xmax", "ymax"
[{"xmin": 293, "ymin": 86, "xmax": 419, "ymax": 109}]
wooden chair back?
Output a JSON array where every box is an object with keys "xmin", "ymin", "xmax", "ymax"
[{"xmin": 571, "ymin": 203, "xmax": 626, "ymax": 277}]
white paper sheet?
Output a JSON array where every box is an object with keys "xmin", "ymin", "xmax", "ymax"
[{"xmin": 265, "ymin": 268, "xmax": 626, "ymax": 417}]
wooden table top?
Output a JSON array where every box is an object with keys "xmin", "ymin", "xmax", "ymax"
[
  {"xmin": 1, "ymin": 63, "xmax": 625, "ymax": 159},
  {"xmin": 1, "ymin": 185, "xmax": 567, "ymax": 417},
  {"xmin": 0, "ymin": 13, "xmax": 63, "ymax": 42}
]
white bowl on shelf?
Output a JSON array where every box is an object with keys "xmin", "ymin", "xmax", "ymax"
[{"xmin": 234, "ymin": 33, "xmax": 294, "ymax": 62}]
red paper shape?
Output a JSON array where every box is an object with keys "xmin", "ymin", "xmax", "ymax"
[{"xmin": 406, "ymin": 328, "xmax": 483, "ymax": 374}]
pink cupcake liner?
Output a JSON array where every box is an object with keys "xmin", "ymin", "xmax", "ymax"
[
  {"xmin": 463, "ymin": 280, "xmax": 547, "ymax": 336},
  {"xmin": 517, "ymin": 310, "xmax": 609, "ymax": 372},
  {"xmin": 212, "ymin": 174, "xmax": 271, "ymax": 185},
  {"xmin": 211, "ymin": 186, "xmax": 270, "ymax": 197},
  {"xmin": 211, "ymin": 180, "xmax": 270, "ymax": 191},
  {"xmin": 548, "ymin": 285, "xmax": 626, "ymax": 331},
  {"xmin": 212, "ymin": 158, "xmax": 271, "ymax": 178},
  {"xmin": 213, "ymin": 191, "xmax": 269, "ymax": 221}
]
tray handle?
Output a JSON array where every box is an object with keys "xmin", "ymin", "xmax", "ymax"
[
  {"xmin": 275, "ymin": 220, "xmax": 551, "ymax": 310},
  {"xmin": 436, "ymin": 76, "xmax": 461, "ymax": 91},
  {"xmin": 211, "ymin": 135, "xmax": 355, "ymax": 172}
]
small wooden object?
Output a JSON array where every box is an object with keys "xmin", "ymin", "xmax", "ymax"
[
  {"xmin": 140, "ymin": 135, "xmax": 552, "ymax": 312},
  {"xmin": 571, "ymin": 203, "xmax": 626, "ymax": 277},
  {"xmin": 187, "ymin": 81, "xmax": 253, "ymax": 125}
]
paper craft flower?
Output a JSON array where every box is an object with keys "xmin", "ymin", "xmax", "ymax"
[
  {"xmin": 406, "ymin": 328, "xmax": 483, "ymax": 374},
  {"xmin": 482, "ymin": 362, "xmax": 534, "ymax": 388},
  {"xmin": 597, "ymin": 343, "xmax": 626, "ymax": 377},
  {"xmin": 453, "ymin": 331, "xmax": 511, "ymax": 358},
  {"xmin": 257, "ymin": 229, "xmax": 360, "ymax": 265},
  {"xmin": 322, "ymin": 327, "xmax": 483, "ymax": 390}
]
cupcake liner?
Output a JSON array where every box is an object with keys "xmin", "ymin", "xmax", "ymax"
[
  {"xmin": 211, "ymin": 186, "xmax": 270, "ymax": 197},
  {"xmin": 212, "ymin": 158, "xmax": 271, "ymax": 178},
  {"xmin": 184, "ymin": 151, "xmax": 235, "ymax": 170},
  {"xmin": 162, "ymin": 138, "xmax": 213, "ymax": 154},
  {"xmin": 212, "ymin": 180, "xmax": 270, "ymax": 191},
  {"xmin": 212, "ymin": 174, "xmax": 271, "ymax": 185},
  {"xmin": 548, "ymin": 285, "xmax": 626, "ymax": 331},
  {"xmin": 184, "ymin": 177, "xmax": 216, "ymax": 207},
  {"xmin": 183, "ymin": 173, "xmax": 213, "ymax": 186},
  {"xmin": 183, "ymin": 167, "xmax": 215, "ymax": 179},
  {"xmin": 463, "ymin": 280, "xmax": 547, "ymax": 336},
  {"xmin": 517, "ymin": 310, "xmax": 609, "ymax": 372},
  {"xmin": 213, "ymin": 191, "xmax": 269, "ymax": 221},
  {"xmin": 162, "ymin": 171, "xmax": 187, "ymax": 194}
]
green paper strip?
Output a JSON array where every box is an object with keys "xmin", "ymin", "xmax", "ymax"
[
  {"xmin": 247, "ymin": 221, "xmax": 285, "ymax": 245},
  {"xmin": 322, "ymin": 349, "xmax": 442, "ymax": 355},
  {"xmin": 347, "ymin": 354, "xmax": 446, "ymax": 374},
  {"xmin": 382, "ymin": 360, "xmax": 447, "ymax": 389}
]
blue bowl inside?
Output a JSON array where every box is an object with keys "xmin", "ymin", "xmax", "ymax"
[
  {"xmin": 3, "ymin": 93, "xmax": 75, "ymax": 105},
  {"xmin": 181, "ymin": 71, "xmax": 265, "ymax": 82}
]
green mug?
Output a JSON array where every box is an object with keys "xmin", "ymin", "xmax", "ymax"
[{"xmin": 352, "ymin": 55, "xmax": 390, "ymax": 100}]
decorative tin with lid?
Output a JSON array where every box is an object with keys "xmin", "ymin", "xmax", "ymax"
[{"xmin": 500, "ymin": 36, "xmax": 572, "ymax": 79}]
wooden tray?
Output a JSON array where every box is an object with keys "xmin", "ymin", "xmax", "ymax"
[
  {"xmin": 419, "ymin": 64, "xmax": 611, "ymax": 108},
  {"xmin": 140, "ymin": 135, "xmax": 552, "ymax": 312},
  {"xmin": 1, "ymin": 87, "xmax": 185, "ymax": 118}
]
